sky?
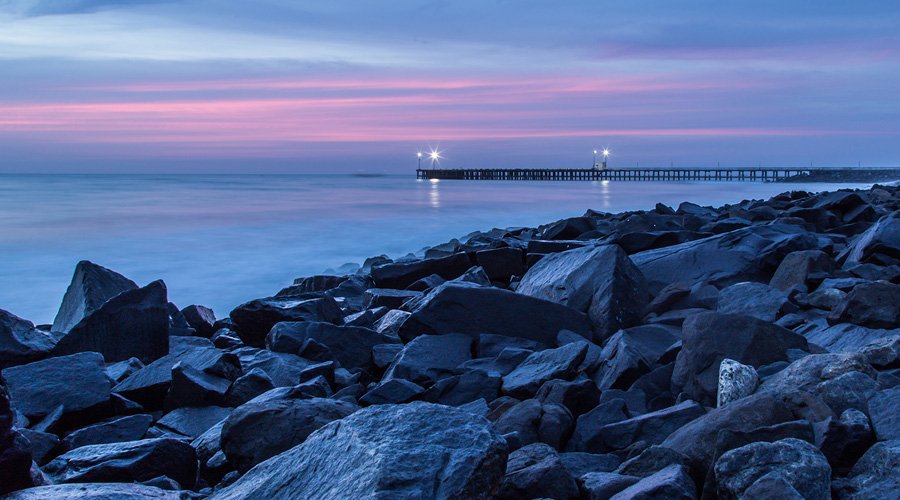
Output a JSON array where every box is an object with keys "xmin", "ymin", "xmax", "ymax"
[{"xmin": 0, "ymin": 0, "xmax": 899, "ymax": 173}]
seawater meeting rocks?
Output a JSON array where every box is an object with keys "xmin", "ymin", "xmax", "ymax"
[{"xmin": 0, "ymin": 185, "xmax": 899, "ymax": 499}]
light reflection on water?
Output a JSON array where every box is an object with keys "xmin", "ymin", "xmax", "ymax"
[{"xmin": 0, "ymin": 174, "xmax": 871, "ymax": 323}]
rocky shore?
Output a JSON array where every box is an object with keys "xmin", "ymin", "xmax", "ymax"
[{"xmin": 1, "ymin": 185, "xmax": 898, "ymax": 499}]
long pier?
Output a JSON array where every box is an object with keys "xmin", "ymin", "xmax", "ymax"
[{"xmin": 416, "ymin": 167, "xmax": 900, "ymax": 183}]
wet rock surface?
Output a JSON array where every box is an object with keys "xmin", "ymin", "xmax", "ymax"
[{"xmin": 1, "ymin": 185, "xmax": 898, "ymax": 499}]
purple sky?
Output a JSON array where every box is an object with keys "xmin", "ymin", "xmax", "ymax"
[{"xmin": 1, "ymin": 0, "xmax": 898, "ymax": 173}]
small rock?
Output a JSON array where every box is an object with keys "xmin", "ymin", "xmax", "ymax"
[{"xmin": 717, "ymin": 358, "xmax": 759, "ymax": 407}]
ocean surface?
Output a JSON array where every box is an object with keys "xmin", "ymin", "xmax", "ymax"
[{"xmin": 0, "ymin": 174, "xmax": 872, "ymax": 324}]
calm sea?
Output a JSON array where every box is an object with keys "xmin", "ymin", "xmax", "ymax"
[{"xmin": 0, "ymin": 174, "xmax": 872, "ymax": 324}]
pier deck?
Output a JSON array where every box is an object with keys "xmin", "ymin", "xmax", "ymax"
[{"xmin": 416, "ymin": 167, "xmax": 900, "ymax": 183}]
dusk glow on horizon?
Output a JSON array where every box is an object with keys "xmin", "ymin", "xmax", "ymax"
[{"xmin": 1, "ymin": 1, "xmax": 899, "ymax": 172}]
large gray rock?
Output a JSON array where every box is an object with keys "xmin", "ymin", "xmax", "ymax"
[
  {"xmin": 220, "ymin": 397, "xmax": 358, "ymax": 472},
  {"xmin": 632, "ymin": 224, "xmax": 818, "ymax": 291},
  {"xmin": 516, "ymin": 245, "xmax": 648, "ymax": 342},
  {"xmin": 52, "ymin": 280, "xmax": 170, "ymax": 363},
  {"xmin": 0, "ymin": 309, "xmax": 55, "ymax": 369},
  {"xmin": 672, "ymin": 312, "xmax": 808, "ymax": 406},
  {"xmin": 4, "ymin": 483, "xmax": 188, "ymax": 499},
  {"xmin": 230, "ymin": 296, "xmax": 343, "ymax": 346},
  {"xmin": 801, "ymin": 322, "xmax": 897, "ymax": 354},
  {"xmin": 714, "ymin": 438, "xmax": 831, "ymax": 500},
  {"xmin": 211, "ymin": 402, "xmax": 508, "ymax": 500},
  {"xmin": 2, "ymin": 351, "xmax": 110, "ymax": 419},
  {"xmin": 43, "ymin": 438, "xmax": 197, "ymax": 488},
  {"xmin": 398, "ymin": 283, "xmax": 592, "ymax": 344},
  {"xmin": 502, "ymin": 342, "xmax": 587, "ymax": 398},
  {"xmin": 51, "ymin": 260, "xmax": 138, "ymax": 333}
]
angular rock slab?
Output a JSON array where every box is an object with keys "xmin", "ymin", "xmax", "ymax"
[
  {"xmin": 43, "ymin": 437, "xmax": 198, "ymax": 488},
  {"xmin": 398, "ymin": 283, "xmax": 592, "ymax": 345},
  {"xmin": 212, "ymin": 402, "xmax": 508, "ymax": 500},
  {"xmin": 516, "ymin": 245, "xmax": 648, "ymax": 342},
  {"xmin": 2, "ymin": 351, "xmax": 110, "ymax": 419},
  {"xmin": 52, "ymin": 280, "xmax": 170, "ymax": 363},
  {"xmin": 0, "ymin": 308, "xmax": 55, "ymax": 369},
  {"xmin": 51, "ymin": 260, "xmax": 138, "ymax": 334}
]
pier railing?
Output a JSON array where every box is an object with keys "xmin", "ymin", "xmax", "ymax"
[{"xmin": 416, "ymin": 167, "xmax": 900, "ymax": 183}]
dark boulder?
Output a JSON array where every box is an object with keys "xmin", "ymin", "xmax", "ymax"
[
  {"xmin": 839, "ymin": 211, "xmax": 899, "ymax": 268},
  {"xmin": 717, "ymin": 282, "xmax": 796, "ymax": 322},
  {"xmin": 535, "ymin": 378, "xmax": 600, "ymax": 417},
  {"xmin": 593, "ymin": 324, "xmax": 679, "ymax": 391},
  {"xmin": 370, "ymin": 252, "xmax": 472, "ymax": 289},
  {"xmin": 559, "ymin": 452, "xmax": 622, "ymax": 476},
  {"xmin": 3, "ymin": 483, "xmax": 187, "ymax": 499},
  {"xmin": 359, "ymin": 378, "xmax": 424, "ymax": 405},
  {"xmin": 266, "ymin": 321, "xmax": 396, "ymax": 374},
  {"xmin": 52, "ymin": 280, "xmax": 169, "ymax": 363},
  {"xmin": 2, "ymin": 351, "xmax": 110, "ymax": 420},
  {"xmin": 399, "ymin": 283, "xmax": 592, "ymax": 345},
  {"xmin": 426, "ymin": 370, "xmax": 502, "ymax": 407},
  {"xmin": 476, "ymin": 247, "xmax": 526, "ymax": 282},
  {"xmin": 51, "ymin": 260, "xmax": 138, "ymax": 333},
  {"xmin": 211, "ymin": 402, "xmax": 508, "ymax": 500},
  {"xmin": 502, "ymin": 342, "xmax": 587, "ymax": 399},
  {"xmin": 362, "ymin": 288, "xmax": 421, "ymax": 309},
  {"xmin": 43, "ymin": 438, "xmax": 197, "ymax": 488},
  {"xmin": 384, "ymin": 333, "xmax": 472, "ymax": 386},
  {"xmin": 0, "ymin": 309, "xmax": 55, "ymax": 369},
  {"xmin": 493, "ymin": 399, "xmax": 574, "ymax": 450},
  {"xmin": 868, "ymin": 386, "xmax": 900, "ymax": 441},
  {"xmin": 581, "ymin": 472, "xmax": 640, "ymax": 499},
  {"xmin": 165, "ymin": 362, "xmax": 231, "ymax": 409},
  {"xmin": 828, "ymin": 281, "xmax": 900, "ymax": 328},
  {"xmin": 769, "ymin": 250, "xmax": 834, "ymax": 291},
  {"xmin": 616, "ymin": 445, "xmax": 690, "ymax": 478},
  {"xmin": 588, "ymin": 400, "xmax": 705, "ymax": 452},
  {"xmin": 815, "ymin": 409, "xmax": 874, "ymax": 475},
  {"xmin": 220, "ymin": 397, "xmax": 357, "ymax": 473},
  {"xmin": 231, "ymin": 347, "xmax": 307, "ymax": 388},
  {"xmin": 567, "ymin": 398, "xmax": 629, "ymax": 453},
  {"xmin": 152, "ymin": 406, "xmax": 231, "ymax": 440},
  {"xmin": 661, "ymin": 393, "xmax": 795, "ymax": 479},
  {"xmin": 61, "ymin": 414, "xmax": 153, "ymax": 451},
  {"xmin": 610, "ymin": 464, "xmax": 696, "ymax": 500},
  {"xmin": 1, "ymin": 382, "xmax": 35, "ymax": 494},
  {"xmin": 498, "ymin": 443, "xmax": 579, "ymax": 500},
  {"xmin": 632, "ymin": 224, "xmax": 818, "ymax": 292},
  {"xmin": 19, "ymin": 428, "xmax": 58, "ymax": 464},
  {"xmin": 834, "ymin": 439, "xmax": 900, "ymax": 499},
  {"xmin": 114, "ymin": 342, "xmax": 240, "ymax": 409},
  {"xmin": 229, "ymin": 296, "xmax": 342, "ymax": 346},
  {"xmin": 672, "ymin": 312, "xmax": 809, "ymax": 406},
  {"xmin": 516, "ymin": 245, "xmax": 648, "ymax": 342},
  {"xmin": 180, "ymin": 304, "xmax": 216, "ymax": 338},
  {"xmin": 224, "ymin": 367, "xmax": 275, "ymax": 407},
  {"xmin": 714, "ymin": 438, "xmax": 830, "ymax": 500}
]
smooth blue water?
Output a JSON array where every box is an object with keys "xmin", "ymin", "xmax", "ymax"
[{"xmin": 0, "ymin": 174, "xmax": 871, "ymax": 324}]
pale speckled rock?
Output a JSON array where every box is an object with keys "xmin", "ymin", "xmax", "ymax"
[{"xmin": 717, "ymin": 358, "xmax": 759, "ymax": 407}]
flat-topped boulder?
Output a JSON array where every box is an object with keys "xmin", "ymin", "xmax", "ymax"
[
  {"xmin": 398, "ymin": 283, "xmax": 592, "ymax": 344},
  {"xmin": 2, "ymin": 351, "xmax": 110, "ymax": 420},
  {"xmin": 230, "ymin": 296, "xmax": 343, "ymax": 346},
  {"xmin": 370, "ymin": 252, "xmax": 473, "ymax": 289}
]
